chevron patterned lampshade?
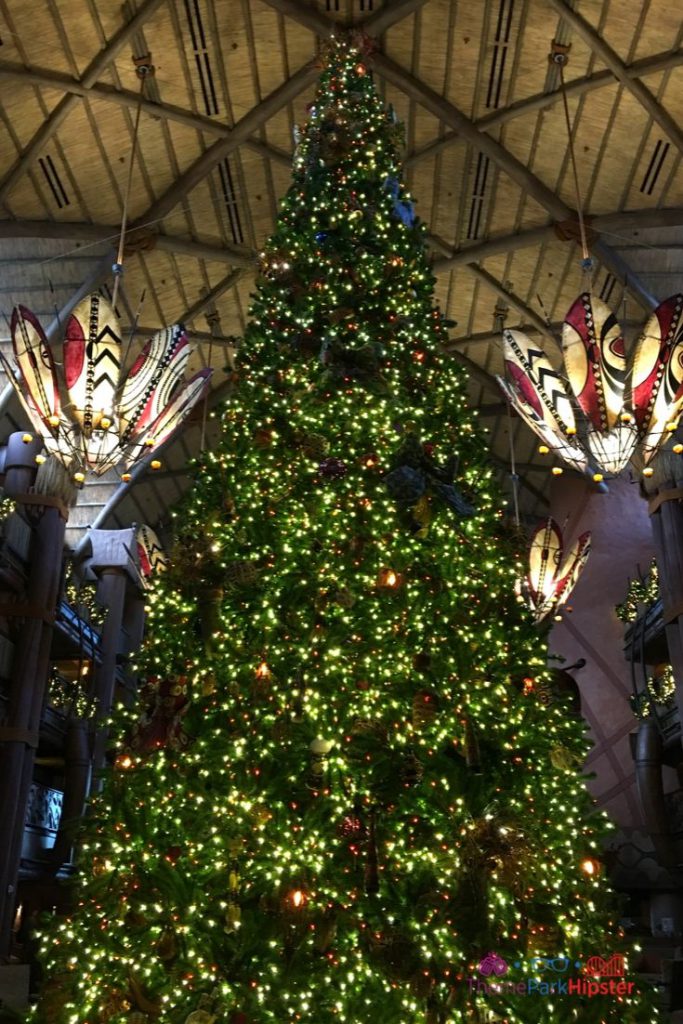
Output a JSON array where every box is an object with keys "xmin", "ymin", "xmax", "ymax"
[
  {"xmin": 2, "ymin": 293, "xmax": 211, "ymax": 480},
  {"xmin": 498, "ymin": 292, "xmax": 683, "ymax": 479}
]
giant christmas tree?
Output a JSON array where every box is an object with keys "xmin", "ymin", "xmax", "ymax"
[{"xmin": 36, "ymin": 38, "xmax": 653, "ymax": 1024}]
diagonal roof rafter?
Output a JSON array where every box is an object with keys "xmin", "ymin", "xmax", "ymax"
[
  {"xmin": 547, "ymin": 0, "xmax": 683, "ymax": 158},
  {"xmin": 405, "ymin": 47, "xmax": 683, "ymax": 167},
  {"xmin": 0, "ymin": 0, "xmax": 168, "ymax": 206}
]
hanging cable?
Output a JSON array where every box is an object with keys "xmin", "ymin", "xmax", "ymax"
[
  {"xmin": 550, "ymin": 43, "xmax": 593, "ymax": 279},
  {"xmin": 495, "ymin": 305, "xmax": 521, "ymax": 527},
  {"xmin": 111, "ymin": 57, "xmax": 155, "ymax": 312}
]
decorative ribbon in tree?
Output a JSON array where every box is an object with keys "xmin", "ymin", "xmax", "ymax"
[
  {"xmin": 498, "ymin": 292, "xmax": 683, "ymax": 477},
  {"xmin": 527, "ymin": 518, "xmax": 591, "ymax": 621},
  {"xmin": 3, "ymin": 293, "xmax": 211, "ymax": 478}
]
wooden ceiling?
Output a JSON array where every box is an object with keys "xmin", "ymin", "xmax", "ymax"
[{"xmin": 0, "ymin": 0, "xmax": 682, "ymax": 544}]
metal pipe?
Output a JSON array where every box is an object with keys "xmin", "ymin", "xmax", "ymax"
[{"xmin": 634, "ymin": 718, "xmax": 679, "ymax": 871}]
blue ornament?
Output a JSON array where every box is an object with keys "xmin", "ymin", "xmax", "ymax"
[
  {"xmin": 385, "ymin": 465, "xmax": 426, "ymax": 504},
  {"xmin": 383, "ymin": 176, "xmax": 416, "ymax": 228}
]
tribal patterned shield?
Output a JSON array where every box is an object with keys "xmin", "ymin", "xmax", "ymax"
[
  {"xmin": 136, "ymin": 524, "xmax": 169, "ymax": 578},
  {"xmin": 497, "ymin": 377, "xmax": 588, "ymax": 473},
  {"xmin": 563, "ymin": 293, "xmax": 626, "ymax": 433},
  {"xmin": 630, "ymin": 294, "xmax": 683, "ymax": 462},
  {"xmin": 528, "ymin": 518, "xmax": 591, "ymax": 622},
  {"xmin": 64, "ymin": 294, "xmax": 122, "ymax": 436}
]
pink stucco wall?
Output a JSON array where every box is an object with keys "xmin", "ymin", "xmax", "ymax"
[{"xmin": 548, "ymin": 475, "xmax": 655, "ymax": 829}]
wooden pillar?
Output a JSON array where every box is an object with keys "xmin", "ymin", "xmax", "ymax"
[
  {"xmin": 90, "ymin": 568, "xmax": 128, "ymax": 775},
  {"xmin": 642, "ymin": 451, "xmax": 683, "ymax": 732},
  {"xmin": 0, "ymin": 446, "xmax": 68, "ymax": 956},
  {"xmin": 77, "ymin": 530, "xmax": 143, "ymax": 780}
]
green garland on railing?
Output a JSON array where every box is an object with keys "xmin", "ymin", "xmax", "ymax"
[
  {"xmin": 616, "ymin": 558, "xmax": 659, "ymax": 623},
  {"xmin": 630, "ymin": 665, "xmax": 676, "ymax": 719},
  {"xmin": 47, "ymin": 667, "xmax": 97, "ymax": 719}
]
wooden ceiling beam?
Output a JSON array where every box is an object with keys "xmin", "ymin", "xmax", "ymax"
[
  {"xmin": 434, "ymin": 226, "xmax": 553, "ymax": 271},
  {"xmin": 0, "ymin": 0, "xmax": 167, "ymax": 206},
  {"xmin": 180, "ymin": 270, "xmax": 244, "ymax": 326},
  {"xmin": 465, "ymin": 265, "xmax": 557, "ymax": 346},
  {"xmin": 0, "ymin": 61, "xmax": 291, "ymax": 169},
  {"xmin": 375, "ymin": 52, "xmax": 573, "ymax": 220},
  {"xmin": 547, "ymin": 0, "xmax": 683, "ymax": 158},
  {"xmin": 0, "ymin": 219, "xmax": 256, "ymax": 267},
  {"xmin": 260, "ymin": 0, "xmax": 334, "ymax": 37},
  {"xmin": 45, "ymin": 255, "xmax": 115, "ymax": 339},
  {"xmin": 406, "ymin": 47, "xmax": 683, "ymax": 167},
  {"xmin": 375, "ymin": 53, "xmax": 657, "ymax": 311},
  {"xmin": 138, "ymin": 61, "xmax": 318, "ymax": 227},
  {"xmin": 127, "ymin": 327, "xmax": 236, "ymax": 346},
  {"xmin": 261, "ymin": 0, "xmax": 429, "ymax": 37},
  {"xmin": 433, "ymin": 207, "xmax": 683, "ymax": 271},
  {"xmin": 360, "ymin": 0, "xmax": 430, "ymax": 35},
  {"xmin": 446, "ymin": 347, "xmax": 501, "ymax": 395}
]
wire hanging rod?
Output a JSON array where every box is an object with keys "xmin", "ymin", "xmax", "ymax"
[
  {"xmin": 111, "ymin": 56, "xmax": 155, "ymax": 312},
  {"xmin": 550, "ymin": 43, "xmax": 592, "ymax": 272}
]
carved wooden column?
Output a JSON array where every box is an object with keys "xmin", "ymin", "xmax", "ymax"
[
  {"xmin": 79, "ymin": 529, "xmax": 143, "ymax": 780},
  {"xmin": 0, "ymin": 449, "xmax": 75, "ymax": 957}
]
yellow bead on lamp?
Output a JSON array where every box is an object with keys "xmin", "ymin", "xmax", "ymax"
[
  {"xmin": 47, "ymin": 414, "xmax": 60, "ymax": 428},
  {"xmin": 34, "ymin": 454, "xmax": 46, "ymax": 465},
  {"xmin": 551, "ymin": 466, "xmax": 563, "ymax": 476},
  {"xmin": 21, "ymin": 433, "xmax": 33, "ymax": 444},
  {"xmin": 674, "ymin": 443, "xmax": 683, "ymax": 454},
  {"xmin": 643, "ymin": 467, "xmax": 654, "ymax": 478},
  {"xmin": 538, "ymin": 444, "xmax": 550, "ymax": 455},
  {"xmin": 592, "ymin": 472, "xmax": 603, "ymax": 483},
  {"xmin": 150, "ymin": 459, "xmax": 162, "ymax": 471},
  {"xmin": 121, "ymin": 472, "xmax": 132, "ymax": 483},
  {"xmin": 73, "ymin": 471, "xmax": 86, "ymax": 484}
]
